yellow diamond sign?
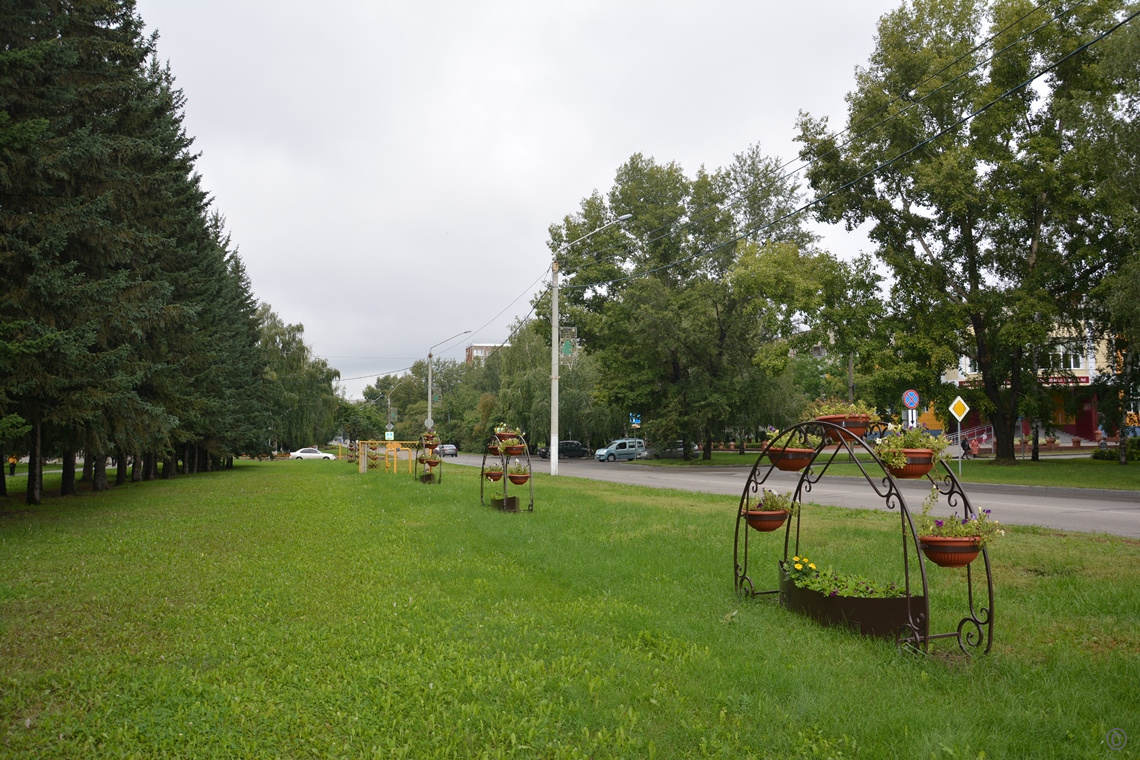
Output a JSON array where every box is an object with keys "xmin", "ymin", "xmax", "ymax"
[{"xmin": 949, "ymin": 396, "xmax": 970, "ymax": 422}]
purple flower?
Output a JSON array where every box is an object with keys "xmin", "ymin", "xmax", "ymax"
[
  {"xmin": 829, "ymin": 590, "xmax": 838, "ymax": 597},
  {"xmin": 962, "ymin": 518, "xmax": 970, "ymax": 525},
  {"xmin": 983, "ymin": 509, "xmax": 992, "ymax": 515},
  {"xmin": 935, "ymin": 519, "xmax": 944, "ymax": 528}
]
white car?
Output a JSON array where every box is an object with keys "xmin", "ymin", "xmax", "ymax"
[{"xmin": 291, "ymin": 447, "xmax": 335, "ymax": 460}]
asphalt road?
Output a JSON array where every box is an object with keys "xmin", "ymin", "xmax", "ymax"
[{"xmin": 451, "ymin": 454, "xmax": 1140, "ymax": 538}]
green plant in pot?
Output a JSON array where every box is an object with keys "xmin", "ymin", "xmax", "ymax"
[
  {"xmin": 916, "ymin": 486, "xmax": 1004, "ymax": 567},
  {"xmin": 809, "ymin": 398, "xmax": 880, "ymax": 442},
  {"xmin": 742, "ymin": 489, "xmax": 795, "ymax": 532},
  {"xmin": 874, "ymin": 424, "xmax": 950, "ymax": 477},
  {"xmin": 507, "ymin": 461, "xmax": 530, "ymax": 484},
  {"xmin": 484, "ymin": 462, "xmax": 503, "ymax": 481}
]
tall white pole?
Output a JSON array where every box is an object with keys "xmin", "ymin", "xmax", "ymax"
[
  {"xmin": 551, "ymin": 261, "xmax": 560, "ymax": 476},
  {"xmin": 549, "ymin": 213, "xmax": 630, "ymax": 477},
  {"xmin": 427, "ymin": 352, "xmax": 434, "ymax": 432}
]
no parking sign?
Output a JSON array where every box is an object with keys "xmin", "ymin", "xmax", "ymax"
[{"xmin": 902, "ymin": 389, "xmax": 919, "ymax": 426}]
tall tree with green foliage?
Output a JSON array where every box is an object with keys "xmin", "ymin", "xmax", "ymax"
[{"xmin": 796, "ymin": 0, "xmax": 1129, "ymax": 462}]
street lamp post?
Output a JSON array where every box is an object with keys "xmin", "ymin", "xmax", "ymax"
[
  {"xmin": 385, "ymin": 376, "xmax": 409, "ymax": 431},
  {"xmin": 427, "ymin": 330, "xmax": 471, "ymax": 433},
  {"xmin": 551, "ymin": 214, "xmax": 631, "ymax": 476}
]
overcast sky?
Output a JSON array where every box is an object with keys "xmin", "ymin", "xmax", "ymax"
[{"xmin": 133, "ymin": 0, "xmax": 899, "ymax": 400}]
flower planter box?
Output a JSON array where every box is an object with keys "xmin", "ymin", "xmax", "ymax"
[
  {"xmin": 778, "ymin": 567, "xmax": 926, "ymax": 639},
  {"xmin": 885, "ymin": 448, "xmax": 935, "ymax": 479},
  {"xmin": 742, "ymin": 509, "xmax": 789, "ymax": 532},
  {"xmin": 1071, "ymin": 438, "xmax": 1082, "ymax": 447},
  {"xmin": 766, "ymin": 447, "xmax": 815, "ymax": 472},
  {"xmin": 491, "ymin": 496, "xmax": 519, "ymax": 512},
  {"xmin": 815, "ymin": 414, "xmax": 872, "ymax": 442}
]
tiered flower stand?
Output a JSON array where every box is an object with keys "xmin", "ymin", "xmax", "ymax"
[{"xmin": 733, "ymin": 418, "xmax": 994, "ymax": 655}]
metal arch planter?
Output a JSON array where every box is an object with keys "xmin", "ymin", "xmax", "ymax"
[
  {"xmin": 479, "ymin": 432, "xmax": 534, "ymax": 512},
  {"xmin": 732, "ymin": 419, "xmax": 995, "ymax": 655}
]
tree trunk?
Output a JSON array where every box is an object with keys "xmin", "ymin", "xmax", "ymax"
[
  {"xmin": 1121, "ymin": 346, "xmax": 1132, "ymax": 466},
  {"xmin": 92, "ymin": 454, "xmax": 110, "ymax": 492},
  {"xmin": 145, "ymin": 451, "xmax": 158, "ymax": 481},
  {"xmin": 81, "ymin": 455, "xmax": 93, "ymax": 482},
  {"xmin": 162, "ymin": 455, "xmax": 174, "ymax": 479},
  {"xmin": 131, "ymin": 454, "xmax": 142, "ymax": 482},
  {"xmin": 61, "ymin": 450, "xmax": 76, "ymax": 496},
  {"xmin": 25, "ymin": 421, "xmax": 42, "ymax": 506},
  {"xmin": 0, "ymin": 451, "xmax": 6, "ymax": 498},
  {"xmin": 115, "ymin": 448, "xmax": 128, "ymax": 486}
]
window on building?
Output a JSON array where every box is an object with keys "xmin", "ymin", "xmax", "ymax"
[{"xmin": 1047, "ymin": 343, "xmax": 1084, "ymax": 370}]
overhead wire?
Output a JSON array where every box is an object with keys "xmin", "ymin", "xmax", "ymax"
[{"xmin": 563, "ymin": 5, "xmax": 1140, "ymax": 294}]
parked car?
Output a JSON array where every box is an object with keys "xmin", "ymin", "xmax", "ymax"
[
  {"xmin": 638, "ymin": 440, "xmax": 699, "ymax": 459},
  {"xmin": 291, "ymin": 447, "xmax": 335, "ymax": 460},
  {"xmin": 537, "ymin": 440, "xmax": 591, "ymax": 459},
  {"xmin": 439, "ymin": 444, "xmax": 458, "ymax": 457},
  {"xmin": 594, "ymin": 438, "xmax": 646, "ymax": 462}
]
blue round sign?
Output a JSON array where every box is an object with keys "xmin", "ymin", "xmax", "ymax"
[{"xmin": 903, "ymin": 389, "xmax": 920, "ymax": 409}]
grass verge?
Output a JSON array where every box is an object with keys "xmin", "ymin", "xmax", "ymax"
[{"xmin": 2, "ymin": 462, "xmax": 1138, "ymax": 757}]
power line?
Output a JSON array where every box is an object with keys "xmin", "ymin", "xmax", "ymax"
[{"xmin": 564, "ymin": 6, "xmax": 1138, "ymax": 294}]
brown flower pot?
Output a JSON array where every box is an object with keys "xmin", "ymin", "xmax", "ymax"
[
  {"xmin": 508, "ymin": 473, "xmax": 530, "ymax": 485},
  {"xmin": 485, "ymin": 471, "xmax": 503, "ymax": 481},
  {"xmin": 816, "ymin": 414, "xmax": 872, "ymax": 442},
  {"xmin": 495, "ymin": 432, "xmax": 518, "ymax": 441},
  {"xmin": 487, "ymin": 444, "xmax": 500, "ymax": 456},
  {"xmin": 424, "ymin": 458, "xmax": 440, "ymax": 467},
  {"xmin": 885, "ymin": 448, "xmax": 935, "ymax": 479},
  {"xmin": 742, "ymin": 509, "xmax": 789, "ymax": 532},
  {"xmin": 766, "ymin": 447, "xmax": 815, "ymax": 472},
  {"xmin": 919, "ymin": 536, "xmax": 981, "ymax": 568},
  {"xmin": 504, "ymin": 445, "xmax": 526, "ymax": 456}
]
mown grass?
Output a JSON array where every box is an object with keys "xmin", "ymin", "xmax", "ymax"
[
  {"xmin": 634, "ymin": 449, "xmax": 1140, "ymax": 490},
  {"xmin": 1, "ymin": 462, "xmax": 1138, "ymax": 758}
]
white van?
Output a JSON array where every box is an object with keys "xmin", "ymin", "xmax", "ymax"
[{"xmin": 594, "ymin": 438, "xmax": 646, "ymax": 462}]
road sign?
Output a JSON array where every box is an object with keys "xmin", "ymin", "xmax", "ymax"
[
  {"xmin": 950, "ymin": 396, "xmax": 970, "ymax": 422},
  {"xmin": 630, "ymin": 413, "xmax": 641, "ymax": 426},
  {"xmin": 902, "ymin": 389, "xmax": 920, "ymax": 409},
  {"xmin": 424, "ymin": 417, "xmax": 434, "ymax": 430},
  {"xmin": 385, "ymin": 422, "xmax": 394, "ymax": 432},
  {"xmin": 384, "ymin": 431, "xmax": 394, "ymax": 441}
]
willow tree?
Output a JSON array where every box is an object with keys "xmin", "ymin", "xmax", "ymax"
[{"xmin": 796, "ymin": 0, "xmax": 1128, "ymax": 462}]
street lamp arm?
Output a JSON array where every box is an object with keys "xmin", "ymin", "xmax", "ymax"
[
  {"xmin": 554, "ymin": 213, "xmax": 633, "ymax": 260},
  {"xmin": 427, "ymin": 329, "xmax": 471, "ymax": 433}
]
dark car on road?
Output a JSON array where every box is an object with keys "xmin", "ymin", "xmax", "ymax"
[{"xmin": 537, "ymin": 440, "xmax": 591, "ymax": 459}]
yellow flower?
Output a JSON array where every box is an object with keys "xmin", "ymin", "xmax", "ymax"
[
  {"xmin": 809, "ymin": 563, "xmax": 816, "ymax": 570},
  {"xmin": 794, "ymin": 563, "xmax": 803, "ymax": 570},
  {"xmin": 792, "ymin": 556, "xmax": 800, "ymax": 562}
]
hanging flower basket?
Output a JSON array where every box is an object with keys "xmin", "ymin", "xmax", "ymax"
[
  {"xmin": 919, "ymin": 536, "xmax": 982, "ymax": 568},
  {"xmin": 508, "ymin": 472, "xmax": 530, "ymax": 485},
  {"xmin": 766, "ymin": 447, "xmax": 815, "ymax": 472},
  {"xmin": 424, "ymin": 441, "xmax": 438, "ymax": 450},
  {"xmin": 485, "ymin": 470, "xmax": 503, "ymax": 481},
  {"xmin": 495, "ymin": 431, "xmax": 519, "ymax": 441},
  {"xmin": 424, "ymin": 458, "xmax": 441, "ymax": 467},
  {"xmin": 742, "ymin": 509, "xmax": 789, "ymax": 532},
  {"xmin": 487, "ymin": 444, "xmax": 500, "ymax": 456},
  {"xmin": 816, "ymin": 414, "xmax": 872, "ymax": 442},
  {"xmin": 504, "ymin": 444, "xmax": 526, "ymax": 456},
  {"xmin": 886, "ymin": 448, "xmax": 935, "ymax": 479}
]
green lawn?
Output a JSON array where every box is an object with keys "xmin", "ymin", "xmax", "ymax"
[
  {"xmin": 2, "ymin": 463, "xmax": 1137, "ymax": 757},
  {"xmin": 634, "ymin": 449, "xmax": 1140, "ymax": 490}
]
